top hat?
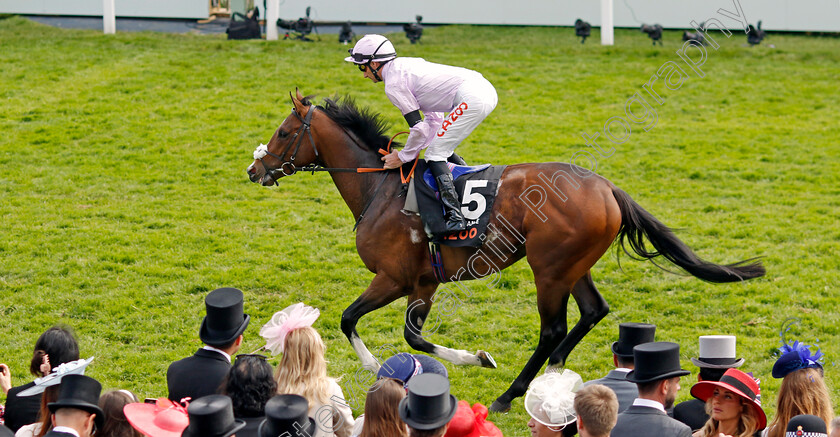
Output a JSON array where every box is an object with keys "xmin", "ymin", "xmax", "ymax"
[
  {"xmin": 690, "ymin": 368, "xmax": 766, "ymax": 430},
  {"xmin": 690, "ymin": 335, "xmax": 745, "ymax": 369},
  {"xmin": 611, "ymin": 323, "xmax": 656, "ymax": 358},
  {"xmin": 124, "ymin": 398, "xmax": 190, "ymax": 437},
  {"xmin": 786, "ymin": 414, "xmax": 827, "ymax": 437},
  {"xmin": 377, "ymin": 353, "xmax": 449, "ymax": 384},
  {"xmin": 626, "ymin": 342, "xmax": 690, "ymax": 384},
  {"xmin": 181, "ymin": 395, "xmax": 246, "ymax": 437},
  {"xmin": 200, "ymin": 288, "xmax": 250, "ymax": 347},
  {"xmin": 399, "ymin": 373, "xmax": 458, "ymax": 430},
  {"xmin": 47, "ymin": 374, "xmax": 105, "ymax": 429},
  {"xmin": 258, "ymin": 394, "xmax": 316, "ymax": 437}
]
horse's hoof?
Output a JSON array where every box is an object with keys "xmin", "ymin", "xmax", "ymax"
[
  {"xmin": 477, "ymin": 350, "xmax": 497, "ymax": 369},
  {"xmin": 489, "ymin": 399, "xmax": 511, "ymax": 413}
]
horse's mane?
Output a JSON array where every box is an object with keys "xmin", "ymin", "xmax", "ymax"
[{"xmin": 303, "ymin": 95, "xmax": 395, "ymax": 152}]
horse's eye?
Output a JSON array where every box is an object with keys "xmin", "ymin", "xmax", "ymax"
[{"xmin": 278, "ymin": 130, "xmax": 289, "ymax": 138}]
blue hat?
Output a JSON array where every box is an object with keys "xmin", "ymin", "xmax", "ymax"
[
  {"xmin": 378, "ymin": 353, "xmax": 448, "ymax": 383},
  {"xmin": 772, "ymin": 341, "xmax": 823, "ymax": 379}
]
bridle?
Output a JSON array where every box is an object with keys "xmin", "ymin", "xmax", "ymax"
[{"xmin": 254, "ymin": 106, "xmax": 319, "ymax": 182}]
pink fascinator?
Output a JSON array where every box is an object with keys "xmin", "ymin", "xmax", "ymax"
[{"xmin": 260, "ymin": 303, "xmax": 320, "ymax": 355}]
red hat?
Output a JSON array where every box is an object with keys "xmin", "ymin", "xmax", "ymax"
[
  {"xmin": 444, "ymin": 401, "xmax": 503, "ymax": 437},
  {"xmin": 690, "ymin": 368, "xmax": 766, "ymax": 430},
  {"xmin": 124, "ymin": 398, "xmax": 189, "ymax": 437}
]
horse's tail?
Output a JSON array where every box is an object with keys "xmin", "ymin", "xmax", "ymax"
[{"xmin": 611, "ymin": 187, "xmax": 765, "ymax": 283}]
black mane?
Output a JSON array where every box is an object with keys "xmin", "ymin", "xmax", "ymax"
[{"xmin": 307, "ymin": 96, "xmax": 395, "ymax": 152}]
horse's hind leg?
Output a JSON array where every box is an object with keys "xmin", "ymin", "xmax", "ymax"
[
  {"xmin": 403, "ymin": 283, "xmax": 497, "ymax": 368},
  {"xmin": 546, "ymin": 271, "xmax": 609, "ymax": 371}
]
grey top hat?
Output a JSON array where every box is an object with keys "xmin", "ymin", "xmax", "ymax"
[
  {"xmin": 398, "ymin": 373, "xmax": 458, "ymax": 430},
  {"xmin": 182, "ymin": 395, "xmax": 246, "ymax": 437},
  {"xmin": 47, "ymin": 374, "xmax": 105, "ymax": 429},
  {"xmin": 200, "ymin": 288, "xmax": 250, "ymax": 347},
  {"xmin": 690, "ymin": 335, "xmax": 745, "ymax": 369},
  {"xmin": 259, "ymin": 394, "xmax": 316, "ymax": 437},
  {"xmin": 626, "ymin": 342, "xmax": 690, "ymax": 384},
  {"xmin": 611, "ymin": 323, "xmax": 656, "ymax": 358}
]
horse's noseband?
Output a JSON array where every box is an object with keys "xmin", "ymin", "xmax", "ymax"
[{"xmin": 254, "ymin": 107, "xmax": 319, "ymax": 182}]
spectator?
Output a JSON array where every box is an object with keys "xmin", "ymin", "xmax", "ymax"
[
  {"xmin": 398, "ymin": 373, "xmax": 458, "ymax": 437},
  {"xmin": 97, "ymin": 390, "xmax": 142, "ymax": 437},
  {"xmin": 5, "ymin": 326, "xmax": 80, "ymax": 433},
  {"xmin": 689, "ymin": 368, "xmax": 765, "ymax": 437},
  {"xmin": 574, "ymin": 384, "xmax": 618, "ymax": 437},
  {"xmin": 1, "ymin": 426, "xmax": 13, "ymax": 437},
  {"xmin": 15, "ymin": 386, "xmax": 59, "ymax": 437},
  {"xmin": 181, "ymin": 395, "xmax": 245, "ymax": 437},
  {"xmin": 674, "ymin": 335, "xmax": 746, "ymax": 431},
  {"xmin": 584, "ymin": 323, "xmax": 655, "ymax": 414},
  {"xmin": 765, "ymin": 341, "xmax": 833, "ymax": 437},
  {"xmin": 17, "ymin": 358, "xmax": 94, "ymax": 437},
  {"xmin": 829, "ymin": 417, "xmax": 840, "ymax": 437},
  {"xmin": 786, "ymin": 415, "xmax": 827, "ymax": 437},
  {"xmin": 123, "ymin": 398, "xmax": 189, "ymax": 437},
  {"xmin": 357, "ymin": 378, "xmax": 407, "ymax": 437},
  {"xmin": 167, "ymin": 288, "xmax": 250, "ymax": 402},
  {"xmin": 221, "ymin": 354, "xmax": 277, "ymax": 436},
  {"xmin": 258, "ymin": 395, "xmax": 316, "ymax": 437},
  {"xmin": 262, "ymin": 303, "xmax": 354, "ymax": 437},
  {"xmin": 525, "ymin": 370, "xmax": 582, "ymax": 437},
  {"xmin": 42, "ymin": 375, "xmax": 103, "ymax": 437},
  {"xmin": 377, "ymin": 353, "xmax": 448, "ymax": 384},
  {"xmin": 610, "ymin": 342, "xmax": 692, "ymax": 437}
]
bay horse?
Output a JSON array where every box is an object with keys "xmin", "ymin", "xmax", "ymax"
[{"xmin": 246, "ymin": 90, "xmax": 765, "ymax": 412}]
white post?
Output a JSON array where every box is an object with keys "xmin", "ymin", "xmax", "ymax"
[
  {"xmin": 103, "ymin": 0, "xmax": 116, "ymax": 34},
  {"xmin": 601, "ymin": 0, "xmax": 614, "ymax": 45},
  {"xmin": 266, "ymin": 0, "xmax": 279, "ymax": 41}
]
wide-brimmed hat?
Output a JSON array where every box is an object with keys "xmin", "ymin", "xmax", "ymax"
[
  {"xmin": 772, "ymin": 341, "xmax": 823, "ymax": 379},
  {"xmin": 124, "ymin": 398, "xmax": 190, "ymax": 437},
  {"xmin": 524, "ymin": 369, "xmax": 583, "ymax": 428},
  {"xmin": 200, "ymin": 288, "xmax": 250, "ymax": 347},
  {"xmin": 19, "ymin": 357, "xmax": 94, "ymax": 397},
  {"xmin": 377, "ymin": 353, "xmax": 448, "ymax": 384},
  {"xmin": 786, "ymin": 414, "xmax": 827, "ymax": 437},
  {"xmin": 626, "ymin": 342, "xmax": 690, "ymax": 383},
  {"xmin": 399, "ymin": 373, "xmax": 458, "ymax": 430},
  {"xmin": 690, "ymin": 335, "xmax": 745, "ymax": 369},
  {"xmin": 47, "ymin": 374, "xmax": 105, "ymax": 429},
  {"xmin": 181, "ymin": 395, "xmax": 245, "ymax": 437},
  {"xmin": 258, "ymin": 394, "xmax": 316, "ymax": 437},
  {"xmin": 690, "ymin": 368, "xmax": 766, "ymax": 430},
  {"xmin": 611, "ymin": 323, "xmax": 656, "ymax": 358}
]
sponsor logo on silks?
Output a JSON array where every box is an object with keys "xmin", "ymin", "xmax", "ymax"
[{"xmin": 437, "ymin": 102, "xmax": 469, "ymax": 137}]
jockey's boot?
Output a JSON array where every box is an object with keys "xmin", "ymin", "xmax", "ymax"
[
  {"xmin": 447, "ymin": 153, "xmax": 467, "ymax": 166},
  {"xmin": 428, "ymin": 160, "xmax": 466, "ymax": 232}
]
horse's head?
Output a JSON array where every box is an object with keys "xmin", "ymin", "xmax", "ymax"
[{"xmin": 247, "ymin": 89, "xmax": 321, "ymax": 186}]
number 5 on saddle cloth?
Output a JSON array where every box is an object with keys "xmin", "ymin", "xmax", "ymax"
[{"xmin": 405, "ymin": 160, "xmax": 506, "ymax": 248}]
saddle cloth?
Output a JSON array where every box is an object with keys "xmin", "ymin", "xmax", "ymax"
[{"xmin": 405, "ymin": 160, "xmax": 506, "ymax": 248}]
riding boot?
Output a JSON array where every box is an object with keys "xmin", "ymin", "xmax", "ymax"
[
  {"xmin": 447, "ymin": 153, "xmax": 468, "ymax": 166},
  {"xmin": 428, "ymin": 160, "xmax": 466, "ymax": 232}
]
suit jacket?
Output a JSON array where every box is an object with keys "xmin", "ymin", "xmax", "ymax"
[
  {"xmin": 673, "ymin": 398, "xmax": 708, "ymax": 431},
  {"xmin": 3, "ymin": 382, "xmax": 43, "ymax": 432},
  {"xmin": 610, "ymin": 405, "xmax": 692, "ymax": 437},
  {"xmin": 42, "ymin": 432, "xmax": 78, "ymax": 437},
  {"xmin": 584, "ymin": 369, "xmax": 638, "ymax": 413},
  {"xmin": 166, "ymin": 348, "xmax": 231, "ymax": 402}
]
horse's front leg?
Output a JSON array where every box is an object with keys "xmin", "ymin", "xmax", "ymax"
[
  {"xmin": 341, "ymin": 273, "xmax": 406, "ymax": 373},
  {"xmin": 403, "ymin": 283, "xmax": 497, "ymax": 368}
]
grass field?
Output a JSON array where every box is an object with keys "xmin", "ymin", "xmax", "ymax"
[{"xmin": 1, "ymin": 16, "xmax": 839, "ymax": 435}]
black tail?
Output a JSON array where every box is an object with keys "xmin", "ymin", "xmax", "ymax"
[{"xmin": 611, "ymin": 188, "xmax": 765, "ymax": 283}]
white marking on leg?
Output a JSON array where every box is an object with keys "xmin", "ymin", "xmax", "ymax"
[
  {"xmin": 350, "ymin": 333, "xmax": 381, "ymax": 372},
  {"xmin": 432, "ymin": 345, "xmax": 482, "ymax": 366}
]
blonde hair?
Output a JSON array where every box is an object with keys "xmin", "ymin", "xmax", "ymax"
[
  {"xmin": 696, "ymin": 395, "xmax": 760, "ymax": 437},
  {"xmin": 274, "ymin": 326, "xmax": 332, "ymax": 406},
  {"xmin": 767, "ymin": 368, "xmax": 833, "ymax": 437}
]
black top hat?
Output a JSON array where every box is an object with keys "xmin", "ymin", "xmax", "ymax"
[
  {"xmin": 786, "ymin": 414, "xmax": 827, "ymax": 437},
  {"xmin": 182, "ymin": 395, "xmax": 246, "ymax": 437},
  {"xmin": 258, "ymin": 394, "xmax": 316, "ymax": 437},
  {"xmin": 200, "ymin": 288, "xmax": 250, "ymax": 347},
  {"xmin": 611, "ymin": 323, "xmax": 656, "ymax": 358},
  {"xmin": 626, "ymin": 342, "xmax": 690, "ymax": 384},
  {"xmin": 47, "ymin": 374, "xmax": 105, "ymax": 429},
  {"xmin": 398, "ymin": 373, "xmax": 458, "ymax": 430}
]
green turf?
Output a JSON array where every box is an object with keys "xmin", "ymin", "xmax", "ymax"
[{"xmin": 1, "ymin": 16, "xmax": 839, "ymax": 435}]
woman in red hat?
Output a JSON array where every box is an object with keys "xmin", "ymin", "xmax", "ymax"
[{"xmin": 689, "ymin": 368, "xmax": 765, "ymax": 437}]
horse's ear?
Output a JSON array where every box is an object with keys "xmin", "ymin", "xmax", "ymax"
[
  {"xmin": 290, "ymin": 91, "xmax": 307, "ymax": 114},
  {"xmin": 295, "ymin": 87, "xmax": 305, "ymax": 101}
]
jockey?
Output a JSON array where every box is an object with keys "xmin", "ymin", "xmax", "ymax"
[{"xmin": 345, "ymin": 34, "xmax": 498, "ymax": 233}]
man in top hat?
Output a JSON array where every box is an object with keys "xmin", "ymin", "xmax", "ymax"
[
  {"xmin": 609, "ymin": 342, "xmax": 691, "ymax": 437},
  {"xmin": 673, "ymin": 335, "xmax": 745, "ymax": 431},
  {"xmin": 399, "ymin": 373, "xmax": 458, "ymax": 437},
  {"xmin": 259, "ymin": 394, "xmax": 316, "ymax": 437},
  {"xmin": 43, "ymin": 374, "xmax": 104, "ymax": 437},
  {"xmin": 167, "ymin": 288, "xmax": 250, "ymax": 402},
  {"xmin": 584, "ymin": 322, "xmax": 656, "ymax": 413},
  {"xmin": 182, "ymin": 395, "xmax": 246, "ymax": 437}
]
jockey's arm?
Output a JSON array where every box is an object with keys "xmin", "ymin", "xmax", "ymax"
[{"xmin": 397, "ymin": 111, "xmax": 443, "ymax": 163}]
